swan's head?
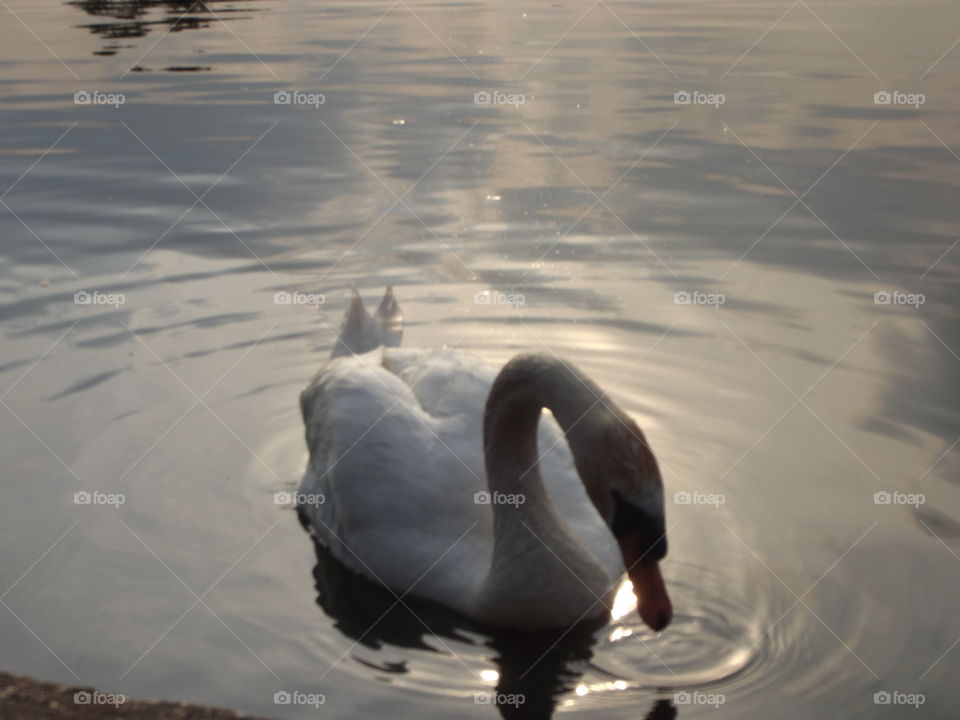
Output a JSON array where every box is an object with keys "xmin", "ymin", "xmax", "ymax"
[{"xmin": 588, "ymin": 418, "xmax": 672, "ymax": 632}]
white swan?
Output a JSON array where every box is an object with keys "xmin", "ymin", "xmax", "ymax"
[{"xmin": 297, "ymin": 288, "xmax": 672, "ymax": 631}]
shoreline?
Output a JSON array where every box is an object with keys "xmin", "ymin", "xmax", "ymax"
[{"xmin": 0, "ymin": 672, "xmax": 271, "ymax": 719}]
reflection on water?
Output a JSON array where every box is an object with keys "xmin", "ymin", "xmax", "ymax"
[
  {"xmin": 308, "ymin": 536, "xmax": 601, "ymax": 720},
  {"xmin": 68, "ymin": 0, "xmax": 263, "ymax": 61},
  {"xmin": 0, "ymin": 0, "xmax": 959, "ymax": 718},
  {"xmin": 308, "ymin": 535, "xmax": 690, "ymax": 720}
]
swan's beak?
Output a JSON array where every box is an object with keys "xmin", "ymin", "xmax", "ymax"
[{"xmin": 618, "ymin": 535, "xmax": 672, "ymax": 632}]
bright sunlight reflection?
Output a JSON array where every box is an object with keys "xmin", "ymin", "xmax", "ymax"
[
  {"xmin": 610, "ymin": 578, "xmax": 637, "ymax": 620},
  {"xmin": 480, "ymin": 670, "xmax": 499, "ymax": 683},
  {"xmin": 572, "ymin": 680, "xmax": 630, "ymax": 701}
]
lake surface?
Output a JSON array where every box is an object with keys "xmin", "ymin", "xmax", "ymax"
[{"xmin": 1, "ymin": 0, "xmax": 959, "ymax": 718}]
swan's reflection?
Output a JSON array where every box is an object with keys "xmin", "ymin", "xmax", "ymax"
[{"xmin": 307, "ymin": 535, "xmax": 676, "ymax": 720}]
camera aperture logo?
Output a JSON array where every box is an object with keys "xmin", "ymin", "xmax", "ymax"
[
  {"xmin": 673, "ymin": 691, "xmax": 725, "ymax": 708},
  {"xmin": 674, "ymin": 90, "xmax": 725, "ymax": 108},
  {"xmin": 473, "ymin": 691, "xmax": 525, "ymax": 707},
  {"xmin": 873, "ymin": 491, "xmax": 924, "ymax": 508},
  {"xmin": 273, "ymin": 691, "xmax": 325, "ymax": 708},
  {"xmin": 274, "ymin": 290, "xmax": 326, "ymax": 308},
  {"xmin": 74, "ymin": 690, "xmax": 125, "ymax": 707},
  {"xmin": 673, "ymin": 490, "xmax": 725, "ymax": 508},
  {"xmin": 474, "ymin": 90, "xmax": 526, "ymax": 108},
  {"xmin": 74, "ymin": 90, "xmax": 125, "ymax": 108},
  {"xmin": 674, "ymin": 290, "xmax": 725, "ymax": 307},
  {"xmin": 474, "ymin": 290, "xmax": 525, "ymax": 308},
  {"xmin": 74, "ymin": 490, "xmax": 125, "ymax": 508},
  {"xmin": 274, "ymin": 490, "xmax": 326, "ymax": 507},
  {"xmin": 873, "ymin": 290, "xmax": 924, "ymax": 308},
  {"xmin": 874, "ymin": 690, "xmax": 925, "ymax": 708},
  {"xmin": 273, "ymin": 90, "xmax": 325, "ymax": 108},
  {"xmin": 873, "ymin": 91, "xmax": 924, "ymax": 108},
  {"xmin": 474, "ymin": 490, "xmax": 525, "ymax": 507},
  {"xmin": 75, "ymin": 290, "xmax": 125, "ymax": 309}
]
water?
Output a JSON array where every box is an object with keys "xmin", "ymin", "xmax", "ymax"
[{"xmin": 1, "ymin": 0, "xmax": 958, "ymax": 717}]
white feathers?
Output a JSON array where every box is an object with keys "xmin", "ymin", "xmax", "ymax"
[{"xmin": 298, "ymin": 289, "xmax": 625, "ymax": 628}]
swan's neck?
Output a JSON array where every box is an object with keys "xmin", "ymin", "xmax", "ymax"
[
  {"xmin": 483, "ymin": 355, "xmax": 610, "ymax": 506},
  {"xmin": 479, "ymin": 354, "xmax": 618, "ymax": 620}
]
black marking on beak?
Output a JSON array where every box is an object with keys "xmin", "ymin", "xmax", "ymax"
[{"xmin": 611, "ymin": 489, "xmax": 667, "ymax": 561}]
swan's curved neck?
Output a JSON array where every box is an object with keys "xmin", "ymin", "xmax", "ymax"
[
  {"xmin": 476, "ymin": 353, "xmax": 648, "ymax": 624},
  {"xmin": 482, "ymin": 355, "xmax": 619, "ymax": 564},
  {"xmin": 483, "ymin": 355, "xmax": 608, "ymax": 501}
]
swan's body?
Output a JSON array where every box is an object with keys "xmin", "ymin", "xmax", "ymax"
[{"xmin": 298, "ymin": 288, "xmax": 672, "ymax": 630}]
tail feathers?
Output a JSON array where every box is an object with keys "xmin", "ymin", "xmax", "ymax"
[
  {"xmin": 330, "ymin": 287, "xmax": 377, "ymax": 358},
  {"xmin": 330, "ymin": 286, "xmax": 404, "ymax": 358},
  {"xmin": 374, "ymin": 285, "xmax": 404, "ymax": 348}
]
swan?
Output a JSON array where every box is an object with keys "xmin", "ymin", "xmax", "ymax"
[{"xmin": 297, "ymin": 287, "xmax": 672, "ymax": 632}]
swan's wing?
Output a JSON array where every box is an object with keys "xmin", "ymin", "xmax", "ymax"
[
  {"xmin": 384, "ymin": 348, "xmax": 498, "ymax": 418},
  {"xmin": 298, "ymin": 351, "xmax": 493, "ymax": 608}
]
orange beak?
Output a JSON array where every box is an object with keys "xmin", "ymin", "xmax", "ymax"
[{"xmin": 618, "ymin": 534, "xmax": 672, "ymax": 631}]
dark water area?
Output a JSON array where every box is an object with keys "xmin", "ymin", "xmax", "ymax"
[{"xmin": 1, "ymin": 0, "xmax": 958, "ymax": 718}]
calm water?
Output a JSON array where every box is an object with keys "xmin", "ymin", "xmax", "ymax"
[{"xmin": 1, "ymin": 1, "xmax": 959, "ymax": 718}]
